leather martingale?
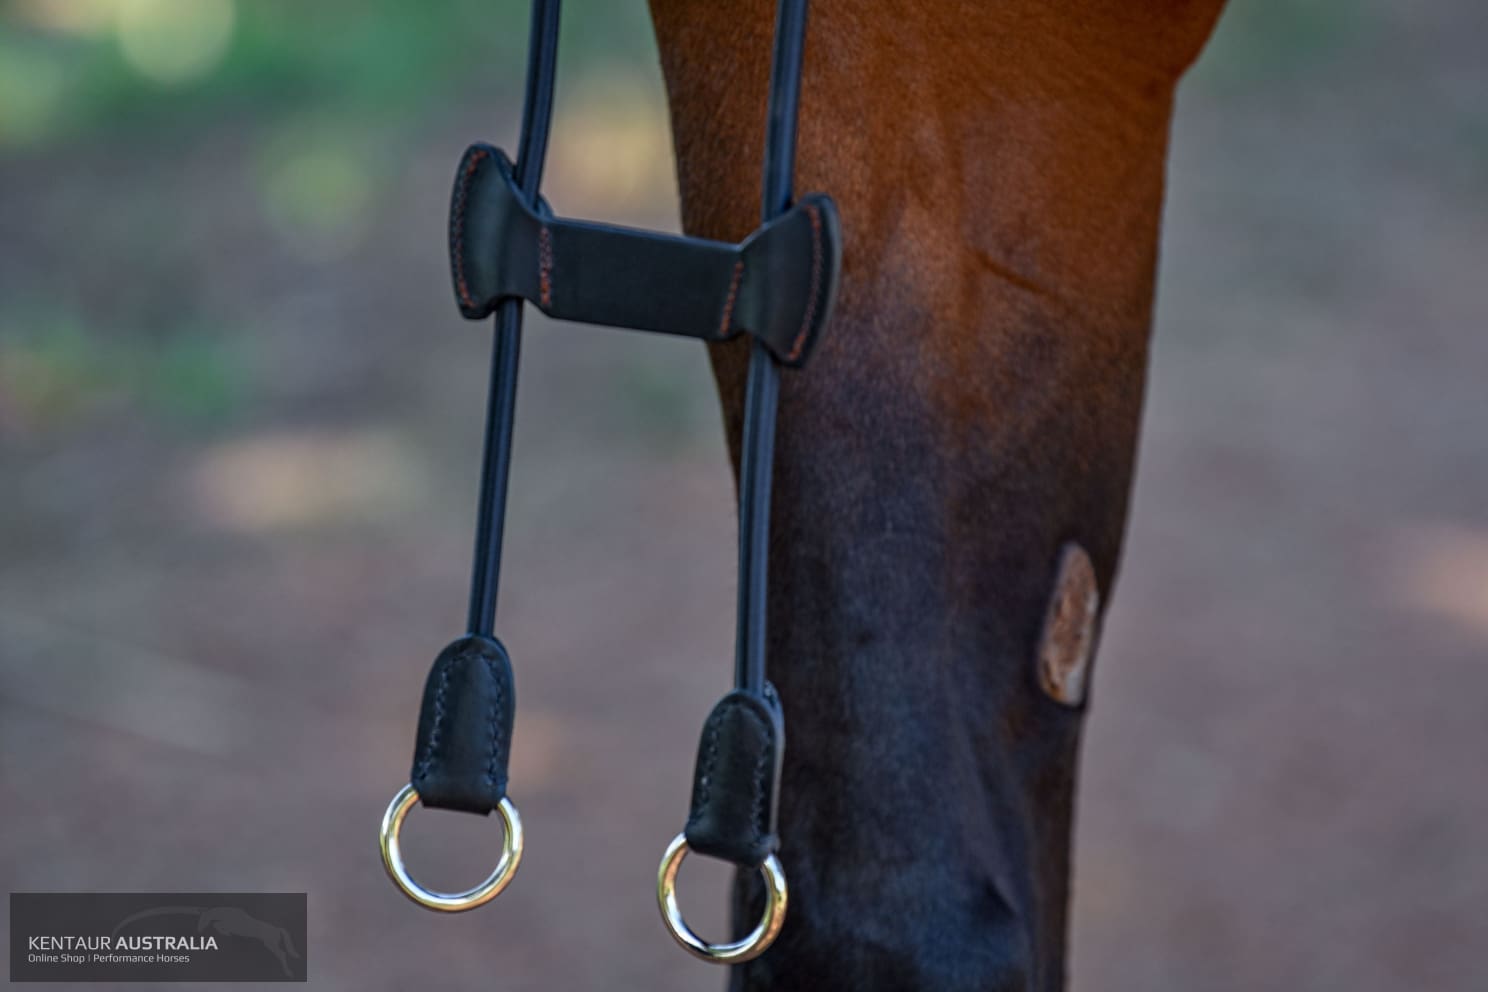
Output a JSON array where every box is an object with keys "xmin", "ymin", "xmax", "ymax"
[{"xmin": 387, "ymin": 0, "xmax": 830, "ymax": 947}]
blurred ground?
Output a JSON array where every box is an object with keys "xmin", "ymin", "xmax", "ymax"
[{"xmin": 1, "ymin": 1, "xmax": 1485, "ymax": 990}]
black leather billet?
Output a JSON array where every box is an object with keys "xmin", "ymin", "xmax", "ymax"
[
  {"xmin": 684, "ymin": 686, "xmax": 785, "ymax": 867},
  {"xmin": 449, "ymin": 143, "xmax": 840, "ymax": 367},
  {"xmin": 410, "ymin": 635, "xmax": 515, "ymax": 814}
]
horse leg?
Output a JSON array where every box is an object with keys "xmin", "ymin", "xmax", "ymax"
[{"xmin": 648, "ymin": 2, "xmax": 1226, "ymax": 988}]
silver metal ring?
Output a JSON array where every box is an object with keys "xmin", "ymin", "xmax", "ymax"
[
  {"xmin": 656, "ymin": 832, "xmax": 787, "ymax": 964},
  {"xmin": 379, "ymin": 783, "xmax": 523, "ymax": 912}
]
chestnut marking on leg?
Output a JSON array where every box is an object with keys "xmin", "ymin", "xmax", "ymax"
[{"xmin": 1037, "ymin": 544, "xmax": 1101, "ymax": 707}]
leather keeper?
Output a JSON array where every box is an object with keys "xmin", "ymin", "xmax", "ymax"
[
  {"xmin": 449, "ymin": 143, "xmax": 841, "ymax": 367},
  {"xmin": 409, "ymin": 635, "xmax": 516, "ymax": 814},
  {"xmin": 684, "ymin": 686, "xmax": 785, "ymax": 867}
]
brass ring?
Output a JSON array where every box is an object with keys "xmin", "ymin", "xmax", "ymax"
[
  {"xmin": 379, "ymin": 783, "xmax": 523, "ymax": 912},
  {"xmin": 656, "ymin": 832, "xmax": 787, "ymax": 964}
]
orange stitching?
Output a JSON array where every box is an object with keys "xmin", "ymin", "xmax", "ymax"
[
  {"xmin": 787, "ymin": 204, "xmax": 823, "ymax": 361},
  {"xmin": 452, "ymin": 148, "xmax": 489, "ymax": 309},
  {"xmin": 538, "ymin": 225, "xmax": 553, "ymax": 308},
  {"xmin": 718, "ymin": 259, "xmax": 744, "ymax": 337}
]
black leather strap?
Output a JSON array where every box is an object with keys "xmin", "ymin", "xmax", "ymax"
[
  {"xmin": 449, "ymin": 143, "xmax": 840, "ymax": 367},
  {"xmin": 410, "ymin": 636, "xmax": 516, "ymax": 814},
  {"xmin": 684, "ymin": 686, "xmax": 785, "ymax": 866},
  {"xmin": 678, "ymin": 0, "xmax": 816, "ymax": 875}
]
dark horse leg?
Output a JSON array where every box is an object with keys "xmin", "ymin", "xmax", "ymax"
[{"xmin": 649, "ymin": 1, "xmax": 1226, "ymax": 990}]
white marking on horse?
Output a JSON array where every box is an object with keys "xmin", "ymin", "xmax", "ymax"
[{"xmin": 1037, "ymin": 543, "xmax": 1100, "ymax": 707}]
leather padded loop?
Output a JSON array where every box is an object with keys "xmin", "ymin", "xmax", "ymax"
[
  {"xmin": 449, "ymin": 144, "xmax": 840, "ymax": 367},
  {"xmin": 410, "ymin": 635, "xmax": 517, "ymax": 814},
  {"xmin": 684, "ymin": 686, "xmax": 786, "ymax": 867}
]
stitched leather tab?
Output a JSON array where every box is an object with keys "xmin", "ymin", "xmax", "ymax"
[
  {"xmin": 449, "ymin": 143, "xmax": 840, "ymax": 367},
  {"xmin": 409, "ymin": 635, "xmax": 515, "ymax": 814},
  {"xmin": 684, "ymin": 686, "xmax": 785, "ymax": 866}
]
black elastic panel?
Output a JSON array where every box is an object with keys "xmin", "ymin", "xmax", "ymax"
[{"xmin": 448, "ymin": 144, "xmax": 840, "ymax": 367}]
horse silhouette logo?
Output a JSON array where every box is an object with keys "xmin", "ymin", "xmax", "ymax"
[{"xmin": 112, "ymin": 905, "xmax": 301, "ymax": 977}]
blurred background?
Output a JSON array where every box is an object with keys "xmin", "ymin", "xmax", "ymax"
[{"xmin": 0, "ymin": 0, "xmax": 1483, "ymax": 989}]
